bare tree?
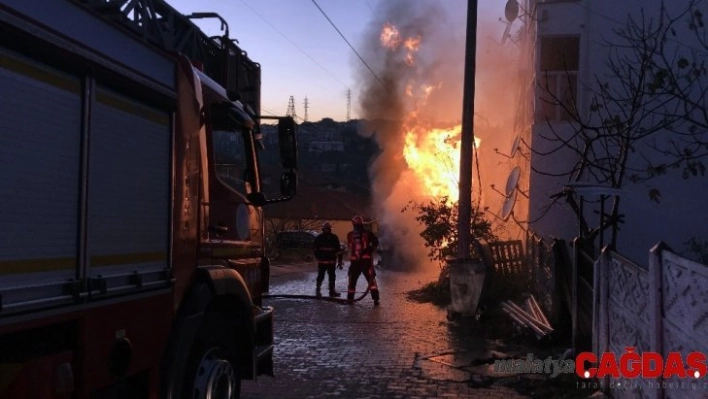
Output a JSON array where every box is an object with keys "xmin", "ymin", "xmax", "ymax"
[
  {"xmin": 532, "ymin": 1, "xmax": 708, "ymax": 249},
  {"xmin": 645, "ymin": 1, "xmax": 708, "ymax": 177}
]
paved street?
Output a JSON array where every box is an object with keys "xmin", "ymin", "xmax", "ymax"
[{"xmin": 242, "ymin": 263, "xmax": 590, "ymax": 399}]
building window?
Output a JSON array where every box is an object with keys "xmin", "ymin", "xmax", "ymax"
[{"xmin": 537, "ymin": 36, "xmax": 579, "ymax": 122}]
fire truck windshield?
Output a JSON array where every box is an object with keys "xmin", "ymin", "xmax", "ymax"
[{"xmin": 212, "ymin": 130, "xmax": 247, "ymax": 196}]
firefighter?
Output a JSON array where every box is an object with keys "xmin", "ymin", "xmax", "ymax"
[
  {"xmin": 346, "ymin": 215, "xmax": 380, "ymax": 306},
  {"xmin": 313, "ymin": 221, "xmax": 344, "ymax": 298}
]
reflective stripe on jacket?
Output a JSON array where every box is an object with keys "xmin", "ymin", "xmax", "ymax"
[
  {"xmin": 347, "ymin": 230, "xmax": 378, "ymax": 261},
  {"xmin": 313, "ymin": 232, "xmax": 342, "ymax": 262}
]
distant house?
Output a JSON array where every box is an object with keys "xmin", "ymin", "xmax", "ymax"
[
  {"xmin": 259, "ymin": 118, "xmax": 378, "ymax": 257},
  {"xmin": 263, "ymin": 185, "xmax": 376, "ymax": 244}
]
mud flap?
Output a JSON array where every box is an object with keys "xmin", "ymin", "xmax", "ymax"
[{"xmin": 253, "ymin": 306, "xmax": 274, "ymax": 377}]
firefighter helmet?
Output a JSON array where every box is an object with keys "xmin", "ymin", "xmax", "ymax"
[
  {"xmin": 322, "ymin": 221, "xmax": 332, "ymax": 231},
  {"xmin": 351, "ymin": 215, "xmax": 363, "ymax": 225}
]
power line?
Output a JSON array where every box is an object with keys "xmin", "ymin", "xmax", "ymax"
[
  {"xmin": 365, "ymin": 0, "xmax": 383, "ymax": 26},
  {"xmin": 365, "ymin": 0, "xmax": 376, "ymax": 16},
  {"xmin": 261, "ymin": 106, "xmax": 278, "ymax": 116},
  {"xmin": 310, "ymin": 0, "xmax": 385, "ymax": 88},
  {"xmin": 237, "ymin": 0, "xmax": 348, "ymax": 88}
]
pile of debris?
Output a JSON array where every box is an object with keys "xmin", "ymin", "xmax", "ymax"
[{"xmin": 501, "ymin": 295, "xmax": 553, "ymax": 339}]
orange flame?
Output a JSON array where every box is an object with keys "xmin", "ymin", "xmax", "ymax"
[
  {"xmin": 402, "ymin": 124, "xmax": 481, "ymax": 203},
  {"xmin": 381, "ymin": 23, "xmax": 480, "ymax": 203},
  {"xmin": 380, "ymin": 22, "xmax": 421, "ymax": 65},
  {"xmin": 380, "ymin": 23, "xmax": 401, "ymax": 49},
  {"xmin": 403, "ymin": 36, "xmax": 421, "ymax": 51}
]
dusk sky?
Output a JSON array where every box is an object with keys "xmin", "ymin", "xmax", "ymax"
[{"xmin": 169, "ymin": 0, "xmax": 509, "ymax": 122}]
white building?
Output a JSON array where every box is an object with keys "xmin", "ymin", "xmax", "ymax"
[{"xmin": 506, "ymin": 0, "xmax": 708, "ymax": 263}]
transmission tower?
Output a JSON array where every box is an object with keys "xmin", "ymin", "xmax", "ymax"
[
  {"xmin": 303, "ymin": 96, "xmax": 309, "ymax": 122},
  {"xmin": 346, "ymin": 89, "xmax": 351, "ymax": 121},
  {"xmin": 286, "ymin": 95, "xmax": 297, "ymax": 120}
]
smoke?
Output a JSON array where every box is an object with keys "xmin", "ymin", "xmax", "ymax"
[{"xmin": 354, "ymin": 1, "xmax": 523, "ymax": 271}]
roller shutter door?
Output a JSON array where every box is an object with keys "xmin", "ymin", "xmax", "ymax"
[
  {"xmin": 0, "ymin": 46, "xmax": 82, "ymax": 311},
  {"xmin": 87, "ymin": 86, "xmax": 171, "ymax": 294}
]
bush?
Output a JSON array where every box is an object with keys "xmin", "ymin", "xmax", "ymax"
[{"xmin": 402, "ymin": 195, "xmax": 497, "ymax": 269}]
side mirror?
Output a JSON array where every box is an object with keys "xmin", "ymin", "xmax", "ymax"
[
  {"xmin": 251, "ymin": 172, "xmax": 296, "ymax": 206},
  {"xmin": 280, "ymin": 171, "xmax": 297, "ymax": 197},
  {"xmin": 278, "ymin": 117, "xmax": 297, "ymax": 169},
  {"xmin": 247, "ymin": 192, "xmax": 267, "ymax": 207}
]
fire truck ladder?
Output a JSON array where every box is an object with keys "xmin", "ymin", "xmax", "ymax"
[{"xmin": 74, "ymin": 0, "xmax": 261, "ymax": 111}]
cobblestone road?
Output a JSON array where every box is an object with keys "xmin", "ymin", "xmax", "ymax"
[{"xmin": 241, "ymin": 263, "xmax": 586, "ymax": 399}]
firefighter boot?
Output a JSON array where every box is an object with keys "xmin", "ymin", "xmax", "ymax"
[
  {"xmin": 347, "ymin": 293, "xmax": 354, "ymax": 305},
  {"xmin": 328, "ymin": 281, "xmax": 340, "ymax": 297},
  {"xmin": 316, "ymin": 286, "xmax": 322, "ymax": 298},
  {"xmin": 372, "ymin": 289, "xmax": 380, "ymax": 307}
]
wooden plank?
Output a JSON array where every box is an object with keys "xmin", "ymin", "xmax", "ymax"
[
  {"xmin": 528, "ymin": 295, "xmax": 551, "ymax": 328},
  {"xmin": 505, "ymin": 301, "xmax": 553, "ymax": 332},
  {"xmin": 501, "ymin": 302, "xmax": 553, "ymax": 337},
  {"xmin": 488, "ymin": 240, "xmax": 524, "ymax": 276}
]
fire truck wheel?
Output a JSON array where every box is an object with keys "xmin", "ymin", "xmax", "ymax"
[{"xmin": 183, "ymin": 310, "xmax": 241, "ymax": 399}]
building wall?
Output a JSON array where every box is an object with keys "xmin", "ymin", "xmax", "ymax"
[{"xmin": 526, "ymin": 0, "xmax": 708, "ymax": 263}]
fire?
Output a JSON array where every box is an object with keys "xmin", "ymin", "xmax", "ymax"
[
  {"xmin": 380, "ymin": 22, "xmax": 481, "ymax": 203},
  {"xmin": 402, "ymin": 125, "xmax": 460, "ymax": 200},
  {"xmin": 402, "ymin": 124, "xmax": 481, "ymax": 203},
  {"xmin": 380, "ymin": 23, "xmax": 401, "ymax": 49},
  {"xmin": 403, "ymin": 36, "xmax": 421, "ymax": 52},
  {"xmin": 380, "ymin": 22, "xmax": 421, "ymax": 66}
]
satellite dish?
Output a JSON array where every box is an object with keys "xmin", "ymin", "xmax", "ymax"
[
  {"xmin": 500, "ymin": 188, "xmax": 518, "ymax": 221},
  {"xmin": 510, "ymin": 135, "xmax": 521, "ymax": 158},
  {"xmin": 505, "ymin": 0, "xmax": 520, "ymax": 22},
  {"xmin": 505, "ymin": 166, "xmax": 521, "ymax": 197}
]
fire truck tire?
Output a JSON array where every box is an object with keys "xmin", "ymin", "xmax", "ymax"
[{"xmin": 182, "ymin": 309, "xmax": 242, "ymax": 399}]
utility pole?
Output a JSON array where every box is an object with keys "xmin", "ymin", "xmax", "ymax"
[
  {"xmin": 447, "ymin": 0, "xmax": 483, "ymax": 319},
  {"xmin": 457, "ymin": 0, "xmax": 478, "ymax": 259},
  {"xmin": 346, "ymin": 89, "xmax": 351, "ymax": 121},
  {"xmin": 303, "ymin": 96, "xmax": 309, "ymax": 122}
]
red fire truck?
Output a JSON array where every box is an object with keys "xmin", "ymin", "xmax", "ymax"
[{"xmin": 0, "ymin": 0, "xmax": 297, "ymax": 397}]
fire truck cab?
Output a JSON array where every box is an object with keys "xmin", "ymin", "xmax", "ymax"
[{"xmin": 0, "ymin": 0, "xmax": 296, "ymax": 397}]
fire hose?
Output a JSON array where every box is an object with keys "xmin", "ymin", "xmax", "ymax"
[
  {"xmin": 262, "ymin": 287, "xmax": 370, "ymax": 304},
  {"xmin": 262, "ymin": 264, "xmax": 375, "ymax": 305}
]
